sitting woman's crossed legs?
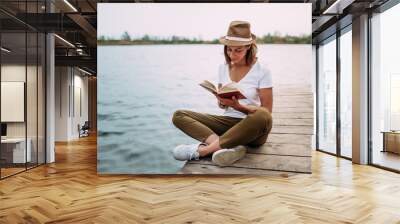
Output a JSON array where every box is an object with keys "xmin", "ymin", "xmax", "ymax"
[{"xmin": 171, "ymin": 107, "xmax": 273, "ymax": 166}]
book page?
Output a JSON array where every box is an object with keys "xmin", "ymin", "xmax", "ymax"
[
  {"xmin": 199, "ymin": 80, "xmax": 217, "ymax": 94},
  {"xmin": 219, "ymin": 82, "xmax": 239, "ymax": 94}
]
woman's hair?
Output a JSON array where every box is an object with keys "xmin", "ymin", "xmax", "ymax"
[{"xmin": 223, "ymin": 43, "xmax": 258, "ymax": 66}]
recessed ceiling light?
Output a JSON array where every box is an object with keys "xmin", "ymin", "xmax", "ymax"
[
  {"xmin": 1, "ymin": 47, "xmax": 11, "ymax": 53},
  {"xmin": 54, "ymin": 34, "xmax": 75, "ymax": 48},
  {"xmin": 78, "ymin": 67, "xmax": 92, "ymax": 76},
  {"xmin": 323, "ymin": 0, "xmax": 354, "ymax": 15},
  {"xmin": 63, "ymin": 0, "xmax": 78, "ymax": 12}
]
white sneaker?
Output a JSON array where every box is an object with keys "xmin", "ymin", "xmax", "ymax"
[
  {"xmin": 212, "ymin": 146, "xmax": 247, "ymax": 166},
  {"xmin": 173, "ymin": 143, "xmax": 206, "ymax": 161}
]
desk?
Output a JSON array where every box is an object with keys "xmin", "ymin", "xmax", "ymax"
[
  {"xmin": 1, "ymin": 138, "xmax": 31, "ymax": 163},
  {"xmin": 382, "ymin": 131, "xmax": 400, "ymax": 154}
]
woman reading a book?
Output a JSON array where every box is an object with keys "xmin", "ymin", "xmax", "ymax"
[{"xmin": 172, "ymin": 21, "xmax": 273, "ymax": 166}]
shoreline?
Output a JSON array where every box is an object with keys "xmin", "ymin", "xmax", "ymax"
[{"xmin": 97, "ymin": 42, "xmax": 312, "ymax": 46}]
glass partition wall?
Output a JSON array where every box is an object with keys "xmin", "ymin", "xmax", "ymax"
[
  {"xmin": 317, "ymin": 35, "xmax": 337, "ymax": 155},
  {"xmin": 0, "ymin": 30, "xmax": 27, "ymax": 177},
  {"xmin": 0, "ymin": 2, "xmax": 46, "ymax": 179},
  {"xmin": 370, "ymin": 3, "xmax": 400, "ymax": 171},
  {"xmin": 316, "ymin": 0, "xmax": 400, "ymax": 172},
  {"xmin": 339, "ymin": 26, "xmax": 352, "ymax": 159},
  {"xmin": 316, "ymin": 26, "xmax": 353, "ymax": 159}
]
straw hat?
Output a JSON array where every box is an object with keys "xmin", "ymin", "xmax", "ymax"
[{"xmin": 219, "ymin": 21, "xmax": 256, "ymax": 46}]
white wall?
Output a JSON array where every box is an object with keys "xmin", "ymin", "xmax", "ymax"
[
  {"xmin": 55, "ymin": 66, "xmax": 69, "ymax": 141},
  {"xmin": 55, "ymin": 67, "xmax": 89, "ymax": 141},
  {"xmin": 1, "ymin": 64, "xmax": 46, "ymax": 164},
  {"xmin": 73, "ymin": 73, "xmax": 89, "ymax": 137},
  {"xmin": 1, "ymin": 65, "xmax": 26, "ymax": 132},
  {"xmin": 1, "ymin": 65, "xmax": 42, "ymax": 138}
]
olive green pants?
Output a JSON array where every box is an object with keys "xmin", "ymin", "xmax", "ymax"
[{"xmin": 172, "ymin": 107, "xmax": 273, "ymax": 149}]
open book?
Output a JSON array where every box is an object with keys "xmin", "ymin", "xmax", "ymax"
[{"xmin": 199, "ymin": 80, "xmax": 246, "ymax": 99}]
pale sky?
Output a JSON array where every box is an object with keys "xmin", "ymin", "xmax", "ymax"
[{"xmin": 98, "ymin": 3, "xmax": 311, "ymax": 40}]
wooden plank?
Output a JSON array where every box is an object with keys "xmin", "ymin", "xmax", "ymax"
[
  {"xmin": 247, "ymin": 143, "xmax": 312, "ymax": 157},
  {"xmin": 275, "ymin": 96, "xmax": 313, "ymax": 101},
  {"xmin": 275, "ymin": 95, "xmax": 313, "ymax": 101},
  {"xmin": 275, "ymin": 99, "xmax": 313, "ymax": 103},
  {"xmin": 179, "ymin": 163, "xmax": 298, "ymax": 176},
  {"xmin": 274, "ymin": 87, "xmax": 313, "ymax": 91},
  {"xmin": 273, "ymin": 118, "xmax": 313, "ymax": 126},
  {"xmin": 274, "ymin": 84, "xmax": 313, "ymax": 88},
  {"xmin": 274, "ymin": 102, "xmax": 313, "ymax": 107},
  {"xmin": 275, "ymin": 98, "xmax": 313, "ymax": 102},
  {"xmin": 189, "ymin": 154, "xmax": 311, "ymax": 173},
  {"xmin": 272, "ymin": 112, "xmax": 314, "ymax": 119},
  {"xmin": 274, "ymin": 90, "xmax": 313, "ymax": 94},
  {"xmin": 275, "ymin": 97, "xmax": 313, "ymax": 101},
  {"xmin": 274, "ymin": 93, "xmax": 315, "ymax": 98},
  {"xmin": 273, "ymin": 107, "xmax": 313, "ymax": 113},
  {"xmin": 275, "ymin": 86, "xmax": 312, "ymax": 90},
  {"xmin": 275, "ymin": 93, "xmax": 313, "ymax": 97},
  {"xmin": 274, "ymin": 104, "xmax": 313, "ymax": 109},
  {"xmin": 268, "ymin": 133, "xmax": 312, "ymax": 145},
  {"xmin": 271, "ymin": 126, "xmax": 314, "ymax": 135},
  {"xmin": 275, "ymin": 92, "xmax": 313, "ymax": 94},
  {"xmin": 274, "ymin": 104, "xmax": 313, "ymax": 108}
]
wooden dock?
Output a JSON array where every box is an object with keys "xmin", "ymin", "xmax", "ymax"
[{"xmin": 180, "ymin": 86, "xmax": 313, "ymax": 175}]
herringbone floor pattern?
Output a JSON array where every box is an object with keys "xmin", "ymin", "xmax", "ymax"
[{"xmin": 1, "ymin": 135, "xmax": 400, "ymax": 223}]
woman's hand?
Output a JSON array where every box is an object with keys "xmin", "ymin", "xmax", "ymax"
[
  {"xmin": 217, "ymin": 96, "xmax": 241, "ymax": 110},
  {"xmin": 217, "ymin": 95, "xmax": 257, "ymax": 115},
  {"xmin": 214, "ymin": 93, "xmax": 227, "ymax": 109},
  {"xmin": 217, "ymin": 98, "xmax": 228, "ymax": 109}
]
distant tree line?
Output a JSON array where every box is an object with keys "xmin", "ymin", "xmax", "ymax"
[{"xmin": 97, "ymin": 31, "xmax": 311, "ymax": 45}]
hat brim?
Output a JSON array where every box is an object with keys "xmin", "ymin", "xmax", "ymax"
[{"xmin": 219, "ymin": 33, "xmax": 256, "ymax": 46}]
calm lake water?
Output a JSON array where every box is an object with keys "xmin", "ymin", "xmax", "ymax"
[{"xmin": 97, "ymin": 44, "xmax": 312, "ymax": 174}]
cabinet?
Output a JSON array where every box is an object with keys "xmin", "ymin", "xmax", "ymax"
[{"xmin": 382, "ymin": 131, "xmax": 400, "ymax": 154}]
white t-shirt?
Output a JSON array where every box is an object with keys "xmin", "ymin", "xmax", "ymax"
[{"xmin": 217, "ymin": 60, "xmax": 273, "ymax": 118}]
